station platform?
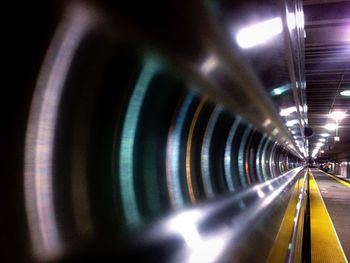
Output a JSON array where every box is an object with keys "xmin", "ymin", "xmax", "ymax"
[{"xmin": 309, "ymin": 168, "xmax": 350, "ymax": 262}]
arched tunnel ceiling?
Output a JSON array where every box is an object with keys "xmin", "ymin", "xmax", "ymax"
[{"xmin": 304, "ymin": 0, "xmax": 350, "ymax": 161}]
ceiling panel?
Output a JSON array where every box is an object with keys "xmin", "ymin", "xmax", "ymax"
[{"xmin": 304, "ymin": 0, "xmax": 350, "ymax": 160}]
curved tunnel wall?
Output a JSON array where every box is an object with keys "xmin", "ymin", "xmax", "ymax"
[{"xmin": 22, "ymin": 1, "xmax": 307, "ymax": 262}]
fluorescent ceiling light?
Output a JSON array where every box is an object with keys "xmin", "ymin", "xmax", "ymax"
[
  {"xmin": 280, "ymin": 105, "xmax": 303, "ymax": 116},
  {"xmin": 320, "ymin": 133, "xmax": 330, "ymax": 137},
  {"xmin": 316, "ymin": 142, "xmax": 324, "ymax": 147},
  {"xmin": 280, "ymin": 106, "xmax": 297, "ymax": 116},
  {"xmin": 311, "ymin": 148, "xmax": 319, "ymax": 157},
  {"xmin": 318, "ymin": 138, "xmax": 326, "ymax": 142},
  {"xmin": 324, "ymin": 123, "xmax": 337, "ymax": 131},
  {"xmin": 329, "ymin": 111, "xmax": 346, "ymax": 121},
  {"xmin": 271, "ymin": 84, "xmax": 290, "ymax": 96},
  {"xmin": 286, "ymin": 119, "xmax": 298, "ymax": 127},
  {"xmin": 236, "ymin": 17, "xmax": 283, "ymax": 48},
  {"xmin": 340, "ymin": 90, "xmax": 350, "ymax": 96}
]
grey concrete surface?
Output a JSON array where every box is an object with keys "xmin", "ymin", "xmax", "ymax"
[{"xmin": 312, "ymin": 168, "xmax": 350, "ymax": 260}]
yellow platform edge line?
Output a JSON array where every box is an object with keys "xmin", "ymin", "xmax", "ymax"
[
  {"xmin": 309, "ymin": 169, "xmax": 348, "ymax": 263},
  {"xmin": 319, "ymin": 169, "xmax": 350, "ymax": 188}
]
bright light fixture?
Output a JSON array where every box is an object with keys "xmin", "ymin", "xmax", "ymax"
[
  {"xmin": 318, "ymin": 138, "xmax": 326, "ymax": 142},
  {"xmin": 329, "ymin": 111, "xmax": 346, "ymax": 121},
  {"xmin": 286, "ymin": 119, "xmax": 299, "ymax": 127},
  {"xmin": 271, "ymin": 84, "xmax": 290, "ymax": 96},
  {"xmin": 280, "ymin": 106, "xmax": 297, "ymax": 116},
  {"xmin": 311, "ymin": 148, "xmax": 319, "ymax": 157},
  {"xmin": 334, "ymin": 136, "xmax": 340, "ymax": 142},
  {"xmin": 320, "ymin": 133, "xmax": 330, "ymax": 137},
  {"xmin": 340, "ymin": 90, "xmax": 350, "ymax": 96},
  {"xmin": 236, "ymin": 17, "xmax": 283, "ymax": 48},
  {"xmin": 324, "ymin": 123, "xmax": 337, "ymax": 131}
]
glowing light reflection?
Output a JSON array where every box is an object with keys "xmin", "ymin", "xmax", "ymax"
[
  {"xmin": 169, "ymin": 210, "xmax": 202, "ymax": 248},
  {"xmin": 119, "ymin": 58, "xmax": 160, "ymax": 226},
  {"xmin": 200, "ymin": 55, "xmax": 219, "ymax": 75},
  {"xmin": 324, "ymin": 123, "xmax": 337, "ymax": 131},
  {"xmin": 24, "ymin": 5, "xmax": 92, "ymax": 260},
  {"xmin": 166, "ymin": 94, "xmax": 194, "ymax": 208},
  {"xmin": 236, "ymin": 17, "xmax": 283, "ymax": 48},
  {"xmin": 224, "ymin": 119, "xmax": 240, "ymax": 192},
  {"xmin": 188, "ymin": 237, "xmax": 226, "ymax": 263},
  {"xmin": 186, "ymin": 99, "xmax": 207, "ymax": 203},
  {"xmin": 286, "ymin": 119, "xmax": 298, "ymax": 127},
  {"xmin": 271, "ymin": 84, "xmax": 290, "ymax": 96},
  {"xmin": 329, "ymin": 111, "xmax": 346, "ymax": 121},
  {"xmin": 340, "ymin": 90, "xmax": 350, "ymax": 96},
  {"xmin": 280, "ymin": 106, "xmax": 297, "ymax": 116},
  {"xmin": 257, "ymin": 189, "xmax": 265, "ymax": 198},
  {"xmin": 202, "ymin": 107, "xmax": 222, "ymax": 198}
]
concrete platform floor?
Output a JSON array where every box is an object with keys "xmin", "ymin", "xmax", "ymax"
[{"xmin": 312, "ymin": 168, "xmax": 350, "ymax": 260}]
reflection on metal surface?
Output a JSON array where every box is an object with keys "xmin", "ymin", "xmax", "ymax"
[
  {"xmin": 168, "ymin": 210, "xmax": 202, "ymax": 248},
  {"xmin": 22, "ymin": 0, "xmax": 309, "ymax": 262},
  {"xmin": 186, "ymin": 98, "xmax": 207, "ymax": 203},
  {"xmin": 119, "ymin": 57, "xmax": 160, "ymax": 226},
  {"xmin": 137, "ymin": 167, "xmax": 305, "ymax": 263},
  {"xmin": 286, "ymin": 119, "xmax": 299, "ymax": 127},
  {"xmin": 235, "ymin": 17, "xmax": 283, "ymax": 48},
  {"xmin": 256, "ymin": 136, "xmax": 267, "ymax": 182},
  {"xmin": 287, "ymin": 170, "xmax": 308, "ymax": 263},
  {"xmin": 286, "ymin": 11, "xmax": 304, "ymax": 32},
  {"xmin": 167, "ymin": 94, "xmax": 195, "ymax": 208},
  {"xmin": 188, "ymin": 236, "xmax": 226, "ymax": 263},
  {"xmin": 269, "ymin": 143, "xmax": 278, "ymax": 178},
  {"xmin": 200, "ymin": 55, "xmax": 219, "ymax": 75},
  {"xmin": 261, "ymin": 139, "xmax": 271, "ymax": 181},
  {"xmin": 224, "ymin": 118, "xmax": 241, "ymax": 192},
  {"xmin": 280, "ymin": 106, "xmax": 297, "ymax": 116},
  {"xmin": 24, "ymin": 4, "xmax": 93, "ymax": 260},
  {"xmin": 262, "ymin": 118, "xmax": 271, "ymax": 128},
  {"xmin": 324, "ymin": 123, "xmax": 337, "ymax": 131},
  {"xmin": 201, "ymin": 107, "xmax": 222, "ymax": 198},
  {"xmin": 238, "ymin": 127, "xmax": 251, "ymax": 187},
  {"xmin": 271, "ymin": 84, "xmax": 290, "ymax": 96}
]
